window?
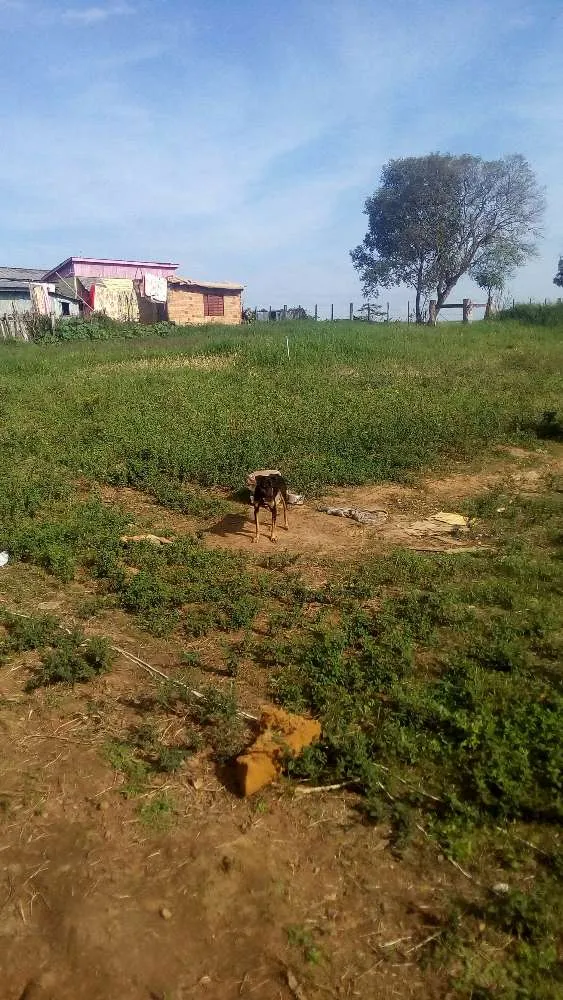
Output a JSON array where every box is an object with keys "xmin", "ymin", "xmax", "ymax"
[
  {"xmin": 61, "ymin": 301, "xmax": 70, "ymax": 316},
  {"xmin": 204, "ymin": 293, "xmax": 224, "ymax": 317}
]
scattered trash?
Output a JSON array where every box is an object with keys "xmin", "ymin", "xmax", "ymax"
[
  {"xmin": 236, "ymin": 705, "xmax": 321, "ymax": 796},
  {"xmin": 406, "ymin": 512, "xmax": 471, "ymax": 537},
  {"xmin": 432, "ymin": 511, "xmax": 470, "ymax": 527},
  {"xmin": 287, "ymin": 492, "xmax": 304, "ymax": 505},
  {"xmin": 492, "ymin": 882, "xmax": 511, "ymax": 895},
  {"xmin": 0, "ymin": 552, "xmax": 9, "ymax": 567},
  {"xmin": 318, "ymin": 505, "xmax": 388, "ymax": 525},
  {"xmin": 119, "ymin": 534, "xmax": 172, "ymax": 546}
]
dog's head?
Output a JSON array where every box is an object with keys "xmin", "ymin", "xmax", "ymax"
[{"xmin": 256, "ymin": 475, "xmax": 277, "ymax": 503}]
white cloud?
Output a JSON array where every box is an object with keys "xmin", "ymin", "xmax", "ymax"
[{"xmin": 62, "ymin": 3, "xmax": 134, "ymax": 25}]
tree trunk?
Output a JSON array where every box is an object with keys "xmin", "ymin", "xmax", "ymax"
[
  {"xmin": 434, "ymin": 285, "xmax": 455, "ymax": 318},
  {"xmin": 415, "ymin": 262, "xmax": 424, "ymax": 323},
  {"xmin": 415, "ymin": 287, "xmax": 423, "ymax": 323},
  {"xmin": 484, "ymin": 289, "xmax": 492, "ymax": 320}
]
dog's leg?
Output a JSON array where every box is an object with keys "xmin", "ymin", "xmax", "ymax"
[
  {"xmin": 270, "ymin": 502, "xmax": 277, "ymax": 543},
  {"xmin": 253, "ymin": 503, "xmax": 260, "ymax": 543},
  {"xmin": 280, "ymin": 491, "xmax": 289, "ymax": 531}
]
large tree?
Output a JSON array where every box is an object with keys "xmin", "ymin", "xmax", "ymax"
[{"xmin": 351, "ymin": 153, "xmax": 544, "ymax": 323}]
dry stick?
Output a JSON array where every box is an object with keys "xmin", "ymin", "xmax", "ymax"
[
  {"xmin": 110, "ymin": 644, "xmax": 258, "ymax": 722},
  {"xmin": 0, "ymin": 604, "xmax": 258, "ymax": 724},
  {"xmin": 380, "ymin": 935, "xmax": 412, "ymax": 948},
  {"xmin": 416, "ymin": 823, "xmax": 477, "ymax": 883},
  {"xmin": 405, "ymin": 930, "xmax": 443, "ymax": 955},
  {"xmin": 286, "ymin": 969, "xmax": 308, "ymax": 1000},
  {"xmin": 373, "ymin": 761, "xmax": 442, "ymax": 803},
  {"xmin": 284, "ymin": 763, "xmax": 441, "ymax": 803},
  {"xmin": 294, "ymin": 781, "xmax": 357, "ymax": 795},
  {"xmin": 494, "ymin": 826, "xmax": 550, "ymax": 857}
]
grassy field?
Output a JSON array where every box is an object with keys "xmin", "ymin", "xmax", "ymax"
[
  {"xmin": 0, "ymin": 317, "xmax": 562, "ymax": 999},
  {"xmin": 1, "ymin": 318, "xmax": 561, "ymax": 499}
]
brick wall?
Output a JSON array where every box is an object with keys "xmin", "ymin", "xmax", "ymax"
[{"xmin": 167, "ymin": 287, "xmax": 242, "ymax": 325}]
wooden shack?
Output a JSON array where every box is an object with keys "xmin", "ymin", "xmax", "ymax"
[{"xmin": 166, "ymin": 276, "xmax": 243, "ymax": 325}]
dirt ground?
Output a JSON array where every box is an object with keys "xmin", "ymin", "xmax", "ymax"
[
  {"xmin": 1, "ymin": 445, "xmax": 560, "ymax": 1000},
  {"xmin": 100, "ymin": 443, "xmax": 561, "ymax": 559}
]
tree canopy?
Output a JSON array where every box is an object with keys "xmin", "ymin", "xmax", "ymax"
[
  {"xmin": 470, "ymin": 241, "xmax": 525, "ymax": 316},
  {"xmin": 351, "ymin": 153, "xmax": 545, "ymax": 322},
  {"xmin": 554, "ymin": 257, "xmax": 563, "ymax": 289}
]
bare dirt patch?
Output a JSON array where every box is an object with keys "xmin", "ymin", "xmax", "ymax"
[
  {"xmin": 0, "ymin": 650, "xmax": 455, "ymax": 1000},
  {"xmin": 97, "ymin": 445, "xmax": 561, "ymax": 559}
]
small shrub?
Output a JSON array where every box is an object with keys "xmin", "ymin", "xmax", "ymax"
[
  {"xmin": 103, "ymin": 738, "xmax": 150, "ymax": 796},
  {"xmin": 191, "ymin": 685, "xmax": 246, "ymax": 761},
  {"xmin": 286, "ymin": 924, "xmax": 323, "ymax": 965},
  {"xmin": 138, "ymin": 793, "xmax": 176, "ymax": 831},
  {"xmin": 129, "ymin": 723, "xmax": 189, "ymax": 773},
  {"xmin": 26, "ymin": 634, "xmax": 114, "ymax": 689},
  {"xmin": 0, "ymin": 611, "xmax": 60, "ymax": 659}
]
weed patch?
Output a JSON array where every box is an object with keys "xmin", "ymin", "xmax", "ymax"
[
  {"xmin": 138, "ymin": 793, "xmax": 176, "ymax": 832},
  {"xmin": 27, "ymin": 634, "xmax": 114, "ymax": 689}
]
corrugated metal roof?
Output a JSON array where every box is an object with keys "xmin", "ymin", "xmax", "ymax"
[
  {"xmin": 169, "ymin": 276, "xmax": 244, "ymax": 291},
  {"xmin": 45, "ymin": 257, "xmax": 178, "ymax": 274},
  {"xmin": 0, "ymin": 267, "xmax": 47, "ymax": 281},
  {"xmin": 0, "ymin": 282, "xmax": 32, "ymax": 293}
]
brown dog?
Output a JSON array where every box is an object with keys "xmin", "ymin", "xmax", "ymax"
[{"xmin": 252, "ymin": 474, "xmax": 289, "ymax": 543}]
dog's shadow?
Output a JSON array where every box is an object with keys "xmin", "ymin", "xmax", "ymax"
[{"xmin": 207, "ymin": 509, "xmax": 251, "ymax": 540}]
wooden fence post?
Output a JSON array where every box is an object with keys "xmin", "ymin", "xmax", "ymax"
[
  {"xmin": 429, "ymin": 300, "xmax": 437, "ymax": 325},
  {"xmin": 283, "ymin": 304, "xmax": 287, "ymax": 320},
  {"xmin": 349, "ymin": 302, "xmax": 353, "ymax": 321},
  {"xmin": 462, "ymin": 298, "xmax": 471, "ymax": 323},
  {"xmin": 386, "ymin": 302, "xmax": 390, "ymax": 322},
  {"xmin": 407, "ymin": 301, "xmax": 410, "ymax": 324},
  {"xmin": 367, "ymin": 303, "xmax": 371, "ymax": 322},
  {"xmin": 331, "ymin": 304, "xmax": 334, "ymax": 321},
  {"xmin": 314, "ymin": 304, "xmax": 318, "ymax": 321}
]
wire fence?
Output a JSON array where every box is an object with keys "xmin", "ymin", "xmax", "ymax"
[
  {"xmin": 248, "ymin": 302, "xmax": 392, "ymax": 323},
  {"xmin": 246, "ymin": 295, "xmax": 563, "ymax": 325}
]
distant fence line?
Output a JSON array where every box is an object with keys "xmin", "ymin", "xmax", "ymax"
[
  {"xmin": 249, "ymin": 303, "xmax": 393, "ymax": 323},
  {"xmin": 2, "ymin": 295, "xmax": 561, "ymax": 342},
  {"xmin": 248, "ymin": 296, "xmax": 562, "ymax": 325}
]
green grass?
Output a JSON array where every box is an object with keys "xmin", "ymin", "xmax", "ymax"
[
  {"xmin": 498, "ymin": 300, "xmax": 563, "ymax": 327},
  {"xmin": 1, "ymin": 318, "xmax": 562, "ymax": 996},
  {"xmin": 0, "ymin": 320, "xmax": 561, "ymax": 508}
]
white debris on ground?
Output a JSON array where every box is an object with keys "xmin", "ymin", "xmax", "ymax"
[
  {"xmin": 432, "ymin": 512, "xmax": 470, "ymax": 527},
  {"xmin": 317, "ymin": 505, "xmax": 389, "ymax": 525},
  {"xmin": 405, "ymin": 512, "xmax": 471, "ymax": 537},
  {"xmin": 119, "ymin": 534, "xmax": 173, "ymax": 546},
  {"xmin": 0, "ymin": 552, "xmax": 9, "ymax": 567}
]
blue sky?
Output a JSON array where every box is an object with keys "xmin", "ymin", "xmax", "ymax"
[{"xmin": 1, "ymin": 0, "xmax": 562, "ymax": 317}]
